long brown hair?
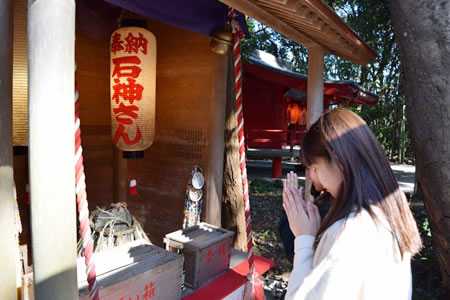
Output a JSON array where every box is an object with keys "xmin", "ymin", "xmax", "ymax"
[{"xmin": 300, "ymin": 108, "xmax": 422, "ymax": 257}]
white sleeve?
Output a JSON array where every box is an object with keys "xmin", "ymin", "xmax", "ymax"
[
  {"xmin": 284, "ymin": 222, "xmax": 343, "ymax": 300},
  {"xmin": 284, "ymin": 235, "xmax": 315, "ymax": 300},
  {"xmin": 284, "ymin": 217, "xmax": 381, "ymax": 300}
]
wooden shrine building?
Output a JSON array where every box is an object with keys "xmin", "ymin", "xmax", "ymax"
[{"xmin": 0, "ymin": 0, "xmax": 376, "ymax": 299}]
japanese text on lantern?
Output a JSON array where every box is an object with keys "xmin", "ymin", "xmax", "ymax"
[{"xmin": 111, "ymin": 31, "xmax": 148, "ymax": 146}]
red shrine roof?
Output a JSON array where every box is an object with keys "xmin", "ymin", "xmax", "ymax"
[{"xmin": 243, "ymin": 50, "xmax": 379, "ymax": 106}]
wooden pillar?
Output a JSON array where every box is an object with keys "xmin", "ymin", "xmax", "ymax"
[
  {"xmin": 221, "ymin": 55, "xmax": 247, "ymax": 251},
  {"xmin": 114, "ymin": 148, "xmax": 128, "ymax": 203},
  {"xmin": 0, "ymin": 0, "xmax": 18, "ymax": 298},
  {"xmin": 28, "ymin": 0, "xmax": 78, "ymax": 299},
  {"xmin": 305, "ymin": 46, "xmax": 324, "ymax": 201},
  {"xmin": 205, "ymin": 54, "xmax": 227, "ymax": 226}
]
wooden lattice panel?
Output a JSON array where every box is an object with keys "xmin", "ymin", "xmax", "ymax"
[
  {"xmin": 13, "ymin": 0, "xmax": 28, "ymax": 146},
  {"xmin": 169, "ymin": 128, "xmax": 206, "ymax": 160}
]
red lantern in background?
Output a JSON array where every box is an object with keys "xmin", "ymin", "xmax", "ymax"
[
  {"xmin": 297, "ymin": 106, "xmax": 306, "ymax": 126},
  {"xmin": 110, "ymin": 25, "xmax": 156, "ymax": 152},
  {"xmin": 287, "ymin": 104, "xmax": 307, "ymax": 126},
  {"xmin": 287, "ymin": 103, "xmax": 300, "ymax": 124}
]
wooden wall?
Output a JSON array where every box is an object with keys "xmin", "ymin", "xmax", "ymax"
[
  {"xmin": 75, "ymin": 18, "xmax": 227, "ymax": 247},
  {"xmin": 13, "ymin": 17, "xmax": 227, "ymax": 250}
]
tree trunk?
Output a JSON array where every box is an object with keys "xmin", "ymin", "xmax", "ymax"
[
  {"xmin": 221, "ymin": 55, "xmax": 247, "ymax": 251},
  {"xmin": 390, "ymin": 0, "xmax": 450, "ymax": 290}
]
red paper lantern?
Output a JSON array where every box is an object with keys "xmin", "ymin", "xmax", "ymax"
[
  {"xmin": 287, "ymin": 103, "xmax": 300, "ymax": 124},
  {"xmin": 297, "ymin": 106, "xmax": 307, "ymax": 126},
  {"xmin": 110, "ymin": 26, "xmax": 156, "ymax": 151}
]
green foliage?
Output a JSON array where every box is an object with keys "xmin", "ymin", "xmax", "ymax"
[
  {"xmin": 261, "ymin": 229, "xmax": 278, "ymax": 241},
  {"xmin": 241, "ymin": 0, "xmax": 413, "ymax": 163}
]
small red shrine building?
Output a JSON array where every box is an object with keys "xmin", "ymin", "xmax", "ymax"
[{"xmin": 243, "ymin": 50, "xmax": 378, "ymax": 151}]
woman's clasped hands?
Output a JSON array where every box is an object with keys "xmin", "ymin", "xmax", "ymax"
[{"xmin": 282, "ymin": 171, "xmax": 321, "ymax": 238}]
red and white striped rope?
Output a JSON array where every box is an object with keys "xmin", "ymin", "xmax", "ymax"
[
  {"xmin": 75, "ymin": 66, "xmax": 99, "ymax": 300},
  {"xmin": 229, "ymin": 8, "xmax": 255, "ymax": 272}
]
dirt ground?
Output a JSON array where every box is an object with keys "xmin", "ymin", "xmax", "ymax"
[
  {"xmin": 250, "ymin": 178, "xmax": 290, "ymax": 278},
  {"xmin": 249, "ymin": 178, "xmax": 291, "ymax": 299}
]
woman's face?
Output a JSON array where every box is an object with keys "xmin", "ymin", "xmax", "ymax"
[{"xmin": 306, "ymin": 156, "xmax": 343, "ymax": 198}]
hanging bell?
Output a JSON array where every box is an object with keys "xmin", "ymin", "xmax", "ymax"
[{"xmin": 210, "ymin": 23, "xmax": 233, "ymax": 56}]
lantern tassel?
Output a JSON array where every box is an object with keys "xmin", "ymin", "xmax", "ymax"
[
  {"xmin": 129, "ymin": 157, "xmax": 137, "ymax": 196},
  {"xmin": 129, "ymin": 178, "xmax": 137, "ymax": 195}
]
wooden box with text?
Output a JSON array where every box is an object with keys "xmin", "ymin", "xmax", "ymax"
[
  {"xmin": 164, "ymin": 223, "xmax": 234, "ymax": 290},
  {"xmin": 78, "ymin": 240, "xmax": 183, "ymax": 300}
]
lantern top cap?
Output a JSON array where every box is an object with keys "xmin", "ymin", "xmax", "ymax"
[{"xmin": 120, "ymin": 19, "xmax": 147, "ymax": 29}]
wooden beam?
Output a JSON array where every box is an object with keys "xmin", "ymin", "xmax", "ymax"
[
  {"xmin": 205, "ymin": 54, "xmax": 227, "ymax": 226},
  {"xmin": 222, "ymin": 56, "xmax": 248, "ymax": 251},
  {"xmin": 219, "ymin": 0, "xmax": 317, "ymax": 48},
  {"xmin": 113, "ymin": 148, "xmax": 128, "ymax": 203},
  {"xmin": 220, "ymin": 0, "xmax": 374, "ymax": 65},
  {"xmin": 28, "ymin": 0, "xmax": 78, "ymax": 298},
  {"xmin": 305, "ymin": 46, "xmax": 324, "ymax": 201},
  {"xmin": 306, "ymin": 46, "xmax": 324, "ymax": 126},
  {"xmin": 0, "ymin": 0, "xmax": 19, "ymax": 298},
  {"xmin": 304, "ymin": 0, "xmax": 376, "ymax": 61},
  {"xmin": 246, "ymin": 149, "xmax": 300, "ymax": 158}
]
